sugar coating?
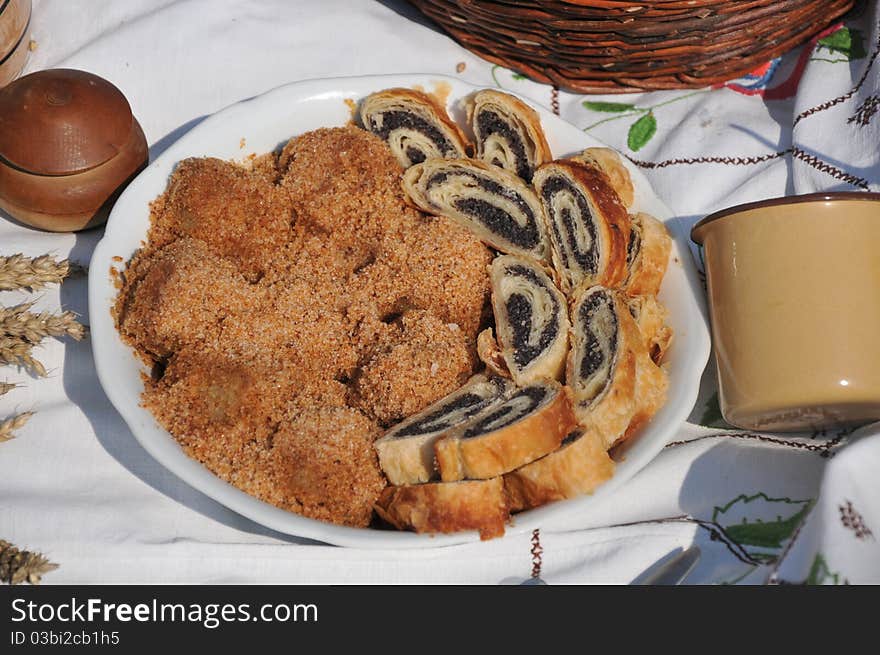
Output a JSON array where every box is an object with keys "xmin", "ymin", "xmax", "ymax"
[
  {"xmin": 351, "ymin": 310, "xmax": 475, "ymax": 425},
  {"xmin": 116, "ymin": 238, "xmax": 260, "ymax": 359},
  {"xmin": 148, "ymin": 157, "xmax": 293, "ymax": 282},
  {"xmin": 115, "ymin": 125, "xmax": 492, "ymax": 527}
]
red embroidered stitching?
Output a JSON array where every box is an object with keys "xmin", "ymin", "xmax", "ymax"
[
  {"xmin": 530, "ymin": 528, "xmax": 543, "ymax": 579},
  {"xmin": 629, "ymin": 151, "xmax": 788, "ymax": 169},
  {"xmin": 790, "ymin": 146, "xmax": 870, "ymax": 189}
]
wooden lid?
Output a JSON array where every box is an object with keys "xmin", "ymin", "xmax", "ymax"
[{"xmin": 0, "ymin": 68, "xmax": 134, "ymax": 175}]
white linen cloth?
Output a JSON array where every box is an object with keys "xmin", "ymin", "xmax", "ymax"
[{"xmin": 1, "ymin": 0, "xmax": 879, "ymax": 584}]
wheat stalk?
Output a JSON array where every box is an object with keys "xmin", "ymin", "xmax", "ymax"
[
  {"xmin": 0, "ymin": 337, "xmax": 47, "ymax": 377},
  {"xmin": 0, "ymin": 381, "xmax": 16, "ymax": 397},
  {"xmin": 0, "ymin": 303, "xmax": 87, "ymax": 344},
  {"xmin": 0, "ymin": 540, "xmax": 58, "ymax": 585},
  {"xmin": 0, "ymin": 254, "xmax": 86, "ymax": 291},
  {"xmin": 0, "ymin": 411, "xmax": 32, "ymax": 443}
]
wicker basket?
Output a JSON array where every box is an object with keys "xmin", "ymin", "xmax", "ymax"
[{"xmin": 409, "ymin": 0, "xmax": 855, "ymax": 93}]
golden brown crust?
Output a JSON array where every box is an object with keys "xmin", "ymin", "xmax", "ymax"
[
  {"xmin": 570, "ymin": 147, "xmax": 635, "ymax": 209},
  {"xmin": 570, "ymin": 287, "xmax": 668, "ymax": 449},
  {"xmin": 374, "ymin": 478, "xmax": 509, "ymax": 540},
  {"xmin": 504, "ymin": 429, "xmax": 614, "ymax": 512},
  {"xmin": 359, "ymin": 88, "xmax": 470, "ymax": 168},
  {"xmin": 627, "ymin": 294, "xmax": 674, "ymax": 364},
  {"xmin": 434, "ymin": 382, "xmax": 576, "ymax": 481},
  {"xmin": 468, "ymin": 89, "xmax": 552, "ymax": 180},
  {"xmin": 533, "ymin": 160, "xmax": 631, "ymax": 294},
  {"xmin": 625, "ymin": 346, "xmax": 669, "ymax": 443},
  {"xmin": 567, "ymin": 287, "xmax": 641, "ymax": 449},
  {"xmin": 625, "ymin": 212, "xmax": 672, "ymax": 297}
]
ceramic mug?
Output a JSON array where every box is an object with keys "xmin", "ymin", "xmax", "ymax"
[{"xmin": 691, "ymin": 192, "xmax": 880, "ymax": 432}]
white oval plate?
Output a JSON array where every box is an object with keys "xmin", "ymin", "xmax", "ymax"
[{"xmin": 89, "ymin": 74, "xmax": 710, "ymax": 549}]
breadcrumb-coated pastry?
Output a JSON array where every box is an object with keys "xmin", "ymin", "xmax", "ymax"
[
  {"xmin": 142, "ymin": 348, "xmax": 294, "ymax": 507},
  {"xmin": 375, "ymin": 477, "xmax": 509, "ymax": 540},
  {"xmin": 279, "ymin": 126, "xmax": 419, "ymax": 257},
  {"xmin": 504, "ymin": 429, "xmax": 614, "ymax": 512},
  {"xmin": 147, "ymin": 157, "xmax": 293, "ymax": 282},
  {"xmin": 116, "ymin": 238, "xmax": 259, "ymax": 359},
  {"xmin": 351, "ymin": 310, "xmax": 475, "ymax": 425},
  {"xmin": 117, "ymin": 125, "xmax": 493, "ymax": 529},
  {"xmin": 359, "ymin": 87, "xmax": 470, "ymax": 168},
  {"xmin": 273, "ymin": 405, "xmax": 385, "ymax": 528},
  {"xmin": 218, "ymin": 279, "xmax": 359, "ymax": 381},
  {"xmin": 468, "ymin": 88, "xmax": 551, "ymax": 182},
  {"xmin": 348, "ymin": 213, "xmax": 492, "ymax": 340}
]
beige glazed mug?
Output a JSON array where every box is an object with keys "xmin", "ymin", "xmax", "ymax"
[{"xmin": 691, "ymin": 192, "xmax": 880, "ymax": 432}]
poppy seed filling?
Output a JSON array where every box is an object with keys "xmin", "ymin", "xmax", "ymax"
[
  {"xmin": 370, "ymin": 110, "xmax": 457, "ymax": 157},
  {"xmin": 393, "ymin": 378, "xmax": 508, "ymax": 437},
  {"xmin": 460, "ymin": 386, "xmax": 549, "ymax": 439},
  {"xmin": 504, "ymin": 264, "xmax": 560, "ymax": 368},
  {"xmin": 476, "ymin": 109, "xmax": 531, "ymax": 180},
  {"xmin": 578, "ymin": 290, "xmax": 617, "ymax": 384},
  {"xmin": 541, "ymin": 175, "xmax": 599, "ymax": 275},
  {"xmin": 426, "ymin": 171, "xmax": 541, "ymax": 249}
]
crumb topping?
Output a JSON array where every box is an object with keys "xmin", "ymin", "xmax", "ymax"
[{"xmin": 115, "ymin": 125, "xmax": 492, "ymax": 527}]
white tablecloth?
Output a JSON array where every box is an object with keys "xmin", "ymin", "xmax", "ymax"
[{"xmin": 1, "ymin": 0, "xmax": 879, "ymax": 584}]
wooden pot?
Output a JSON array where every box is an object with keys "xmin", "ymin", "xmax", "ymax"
[
  {"xmin": 0, "ymin": 68, "xmax": 149, "ymax": 231},
  {"xmin": 0, "ymin": 0, "xmax": 32, "ymax": 88}
]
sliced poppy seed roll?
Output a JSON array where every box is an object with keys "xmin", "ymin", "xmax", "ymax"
[
  {"xmin": 359, "ymin": 88, "xmax": 469, "ymax": 169},
  {"xmin": 374, "ymin": 374, "xmax": 515, "ymax": 485},
  {"xmin": 504, "ymin": 428, "xmax": 614, "ymax": 512},
  {"xmin": 567, "ymin": 285, "xmax": 667, "ymax": 450},
  {"xmin": 624, "ymin": 212, "xmax": 672, "ymax": 297},
  {"xmin": 434, "ymin": 379, "xmax": 576, "ymax": 482},
  {"xmin": 402, "ymin": 158, "xmax": 550, "ymax": 262},
  {"xmin": 488, "ymin": 254, "xmax": 569, "ymax": 385},
  {"xmin": 468, "ymin": 89, "xmax": 552, "ymax": 182},
  {"xmin": 533, "ymin": 160, "xmax": 631, "ymax": 294}
]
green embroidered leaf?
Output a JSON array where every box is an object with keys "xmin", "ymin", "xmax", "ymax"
[
  {"xmin": 723, "ymin": 503, "xmax": 811, "ymax": 549},
  {"xmin": 817, "ymin": 27, "xmax": 866, "ymax": 61},
  {"xmin": 699, "ymin": 392, "xmax": 732, "ymax": 428},
  {"xmin": 713, "ymin": 493, "xmax": 813, "ymax": 551},
  {"xmin": 511, "ymin": 73, "xmax": 527, "ymax": 80},
  {"xmin": 818, "ymin": 27, "xmax": 852, "ymax": 53},
  {"xmin": 806, "ymin": 553, "xmax": 845, "ymax": 585},
  {"xmin": 627, "ymin": 112, "xmax": 656, "ymax": 152},
  {"xmin": 582, "ymin": 100, "xmax": 636, "ymax": 113}
]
